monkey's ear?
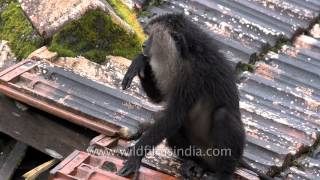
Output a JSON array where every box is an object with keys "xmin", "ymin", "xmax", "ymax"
[{"xmin": 171, "ymin": 33, "xmax": 188, "ymax": 58}]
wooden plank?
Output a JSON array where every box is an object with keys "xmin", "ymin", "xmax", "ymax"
[
  {"xmin": 0, "ymin": 94, "xmax": 96, "ymax": 159},
  {"xmin": 0, "ymin": 142, "xmax": 27, "ymax": 180}
]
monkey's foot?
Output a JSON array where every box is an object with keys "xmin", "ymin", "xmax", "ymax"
[
  {"xmin": 181, "ymin": 160, "xmax": 204, "ymax": 179},
  {"xmin": 117, "ymin": 157, "xmax": 142, "ymax": 180}
]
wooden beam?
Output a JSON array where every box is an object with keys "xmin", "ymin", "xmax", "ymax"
[
  {"xmin": 0, "ymin": 94, "xmax": 97, "ymax": 159},
  {"xmin": 0, "ymin": 142, "xmax": 27, "ymax": 180}
]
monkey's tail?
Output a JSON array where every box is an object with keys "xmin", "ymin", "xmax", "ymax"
[{"xmin": 239, "ymin": 159, "xmax": 273, "ymax": 180}]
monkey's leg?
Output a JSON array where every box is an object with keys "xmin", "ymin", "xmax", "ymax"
[
  {"xmin": 117, "ymin": 113, "xmax": 183, "ymax": 178},
  {"xmin": 167, "ymin": 132, "xmax": 205, "ymax": 179},
  {"xmin": 117, "ymin": 88, "xmax": 192, "ymax": 178},
  {"xmin": 166, "ymin": 130, "xmax": 189, "ymax": 154},
  {"xmin": 205, "ymin": 107, "xmax": 244, "ymax": 180}
]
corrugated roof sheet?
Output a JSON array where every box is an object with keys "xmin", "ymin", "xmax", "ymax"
[
  {"xmin": 272, "ymin": 28, "xmax": 320, "ymax": 180},
  {"xmin": 0, "ymin": 59, "xmax": 159, "ymax": 139},
  {"xmin": 282, "ymin": 156, "xmax": 320, "ymax": 179},
  {"xmin": 238, "ymin": 26, "xmax": 320, "ymax": 176},
  {"xmin": 145, "ymin": 0, "xmax": 319, "ymax": 66}
]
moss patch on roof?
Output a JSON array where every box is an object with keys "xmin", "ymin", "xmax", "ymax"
[
  {"xmin": 49, "ymin": 10, "xmax": 142, "ymax": 64},
  {"xmin": 0, "ymin": 2, "xmax": 43, "ymax": 59}
]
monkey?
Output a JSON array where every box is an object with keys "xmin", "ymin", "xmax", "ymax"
[{"xmin": 118, "ymin": 14, "xmax": 272, "ymax": 180}]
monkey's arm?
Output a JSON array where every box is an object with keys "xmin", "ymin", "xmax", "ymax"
[
  {"xmin": 122, "ymin": 54, "xmax": 163, "ymax": 103},
  {"xmin": 122, "ymin": 54, "xmax": 148, "ymax": 90},
  {"xmin": 138, "ymin": 62, "xmax": 163, "ymax": 103},
  {"xmin": 117, "ymin": 86, "xmax": 191, "ymax": 178}
]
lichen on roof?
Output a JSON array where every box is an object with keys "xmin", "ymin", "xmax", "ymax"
[{"xmin": 0, "ymin": 1, "xmax": 43, "ymax": 59}]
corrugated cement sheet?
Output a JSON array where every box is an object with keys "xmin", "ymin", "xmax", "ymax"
[
  {"xmin": 275, "ymin": 29, "xmax": 320, "ymax": 180},
  {"xmin": 0, "ymin": 59, "xmax": 160, "ymax": 139},
  {"xmin": 281, "ymin": 155, "xmax": 320, "ymax": 179},
  {"xmin": 238, "ymin": 27, "xmax": 320, "ymax": 175},
  {"xmin": 146, "ymin": 0, "xmax": 319, "ymax": 66}
]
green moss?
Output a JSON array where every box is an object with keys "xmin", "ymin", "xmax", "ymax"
[
  {"xmin": 249, "ymin": 35, "xmax": 289, "ymax": 64},
  {"xmin": 236, "ymin": 62, "xmax": 254, "ymax": 74},
  {"xmin": 49, "ymin": 10, "xmax": 142, "ymax": 63},
  {"xmin": 271, "ymin": 36, "xmax": 289, "ymax": 52},
  {"xmin": 0, "ymin": 2, "xmax": 43, "ymax": 59},
  {"xmin": 107, "ymin": 0, "xmax": 146, "ymax": 42}
]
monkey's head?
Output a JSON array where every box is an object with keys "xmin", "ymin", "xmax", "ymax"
[
  {"xmin": 143, "ymin": 14, "xmax": 190, "ymax": 60},
  {"xmin": 142, "ymin": 14, "xmax": 194, "ymax": 91},
  {"xmin": 142, "ymin": 14, "xmax": 225, "ymax": 93}
]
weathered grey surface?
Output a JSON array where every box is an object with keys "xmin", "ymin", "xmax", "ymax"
[
  {"xmin": 277, "ymin": 29, "xmax": 320, "ymax": 179},
  {"xmin": 19, "ymin": 0, "xmax": 133, "ymax": 37},
  {"xmin": 143, "ymin": 0, "xmax": 319, "ymax": 66},
  {"xmin": 239, "ymin": 25, "xmax": 320, "ymax": 176},
  {"xmin": 53, "ymin": 55, "xmax": 146, "ymax": 98},
  {"xmin": 281, "ymin": 156, "xmax": 320, "ymax": 179}
]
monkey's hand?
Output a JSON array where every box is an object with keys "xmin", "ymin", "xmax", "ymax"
[
  {"xmin": 117, "ymin": 156, "xmax": 142, "ymax": 180},
  {"xmin": 122, "ymin": 54, "xmax": 147, "ymax": 90}
]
